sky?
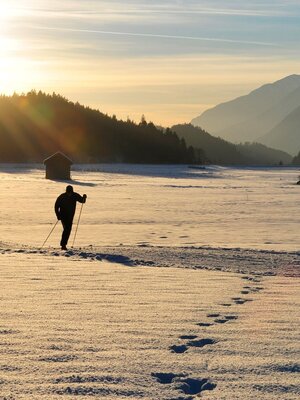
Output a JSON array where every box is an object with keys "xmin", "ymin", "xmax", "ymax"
[{"xmin": 0, "ymin": 0, "xmax": 300, "ymax": 126}]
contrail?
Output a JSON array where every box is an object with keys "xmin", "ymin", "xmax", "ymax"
[
  {"xmin": 15, "ymin": 6, "xmax": 289, "ymax": 18},
  {"xmin": 34, "ymin": 26, "xmax": 277, "ymax": 47}
]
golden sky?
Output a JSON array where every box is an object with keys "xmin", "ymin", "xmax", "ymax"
[{"xmin": 0, "ymin": 0, "xmax": 300, "ymax": 126}]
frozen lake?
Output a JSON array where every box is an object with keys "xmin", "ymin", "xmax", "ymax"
[{"xmin": 0, "ymin": 164, "xmax": 300, "ymax": 251}]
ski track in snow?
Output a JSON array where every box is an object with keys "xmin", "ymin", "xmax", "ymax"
[{"xmin": 1, "ymin": 242, "xmax": 299, "ymax": 277}]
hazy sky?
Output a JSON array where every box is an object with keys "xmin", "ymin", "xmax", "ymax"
[{"xmin": 1, "ymin": 0, "xmax": 300, "ymax": 125}]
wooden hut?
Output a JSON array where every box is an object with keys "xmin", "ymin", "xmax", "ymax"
[{"xmin": 44, "ymin": 152, "xmax": 73, "ymax": 180}]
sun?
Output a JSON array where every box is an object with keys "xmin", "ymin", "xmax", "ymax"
[
  {"xmin": 0, "ymin": 3, "xmax": 13, "ymax": 36},
  {"xmin": 0, "ymin": 4, "xmax": 18, "ymax": 58},
  {"xmin": 0, "ymin": 2, "xmax": 27, "ymax": 93},
  {"xmin": 0, "ymin": 3, "xmax": 13, "ymax": 21}
]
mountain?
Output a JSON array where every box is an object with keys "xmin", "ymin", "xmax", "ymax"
[
  {"xmin": 191, "ymin": 75, "xmax": 300, "ymax": 143},
  {"xmin": 259, "ymin": 105, "xmax": 300, "ymax": 155},
  {"xmin": 172, "ymin": 124, "xmax": 292, "ymax": 165},
  {"xmin": 0, "ymin": 91, "xmax": 196, "ymax": 164}
]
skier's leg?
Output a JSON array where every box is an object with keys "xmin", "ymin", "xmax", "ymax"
[
  {"xmin": 61, "ymin": 219, "xmax": 73, "ymax": 247},
  {"xmin": 60, "ymin": 220, "xmax": 65, "ymax": 247},
  {"xmin": 61, "ymin": 220, "xmax": 72, "ymax": 247}
]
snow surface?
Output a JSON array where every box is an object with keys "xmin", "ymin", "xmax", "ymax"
[{"xmin": 0, "ymin": 164, "xmax": 299, "ymax": 399}]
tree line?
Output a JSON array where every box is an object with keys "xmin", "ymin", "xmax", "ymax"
[{"xmin": 0, "ymin": 91, "xmax": 198, "ymax": 164}]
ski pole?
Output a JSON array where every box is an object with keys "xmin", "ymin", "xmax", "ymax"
[
  {"xmin": 72, "ymin": 202, "xmax": 84, "ymax": 248},
  {"xmin": 40, "ymin": 220, "xmax": 59, "ymax": 249}
]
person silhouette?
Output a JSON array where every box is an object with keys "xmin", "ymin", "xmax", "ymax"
[{"xmin": 55, "ymin": 185, "xmax": 87, "ymax": 250}]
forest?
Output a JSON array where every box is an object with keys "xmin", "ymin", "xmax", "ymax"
[{"xmin": 0, "ymin": 91, "xmax": 196, "ymax": 164}]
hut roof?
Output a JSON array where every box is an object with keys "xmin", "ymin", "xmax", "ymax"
[{"xmin": 43, "ymin": 152, "xmax": 73, "ymax": 165}]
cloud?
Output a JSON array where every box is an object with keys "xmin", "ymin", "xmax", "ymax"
[
  {"xmin": 13, "ymin": 0, "xmax": 300, "ymax": 14},
  {"xmin": 31, "ymin": 26, "xmax": 278, "ymax": 48},
  {"xmin": 7, "ymin": 0, "xmax": 300, "ymax": 22}
]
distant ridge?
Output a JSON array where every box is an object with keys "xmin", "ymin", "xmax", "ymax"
[
  {"xmin": 172, "ymin": 124, "xmax": 292, "ymax": 165},
  {"xmin": 191, "ymin": 75, "xmax": 300, "ymax": 151}
]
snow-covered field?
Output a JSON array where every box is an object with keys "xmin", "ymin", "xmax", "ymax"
[
  {"xmin": 0, "ymin": 164, "xmax": 300, "ymax": 251},
  {"xmin": 0, "ymin": 164, "xmax": 299, "ymax": 399}
]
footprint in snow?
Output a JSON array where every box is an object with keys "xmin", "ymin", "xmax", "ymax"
[
  {"xmin": 151, "ymin": 372, "xmax": 184, "ymax": 384},
  {"xmin": 224, "ymin": 315, "xmax": 238, "ymax": 320},
  {"xmin": 170, "ymin": 338, "xmax": 216, "ymax": 353},
  {"xmin": 232, "ymin": 297, "xmax": 253, "ymax": 305},
  {"xmin": 242, "ymin": 276, "xmax": 262, "ymax": 283},
  {"xmin": 243, "ymin": 286, "xmax": 264, "ymax": 293},
  {"xmin": 204, "ymin": 312, "xmax": 238, "ymax": 324},
  {"xmin": 179, "ymin": 377, "xmax": 217, "ymax": 395},
  {"xmin": 214, "ymin": 318, "xmax": 229, "ymax": 324},
  {"xmin": 186, "ymin": 338, "xmax": 216, "ymax": 348},
  {"xmin": 170, "ymin": 344, "xmax": 188, "ymax": 354},
  {"xmin": 215, "ymin": 315, "xmax": 238, "ymax": 323},
  {"xmin": 152, "ymin": 373, "xmax": 216, "ymax": 396},
  {"xmin": 179, "ymin": 335, "xmax": 198, "ymax": 340}
]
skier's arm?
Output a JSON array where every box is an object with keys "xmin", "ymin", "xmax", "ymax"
[
  {"xmin": 75, "ymin": 193, "xmax": 87, "ymax": 204},
  {"xmin": 54, "ymin": 197, "xmax": 61, "ymax": 219}
]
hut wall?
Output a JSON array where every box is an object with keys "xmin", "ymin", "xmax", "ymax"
[{"xmin": 45, "ymin": 159, "xmax": 71, "ymax": 180}]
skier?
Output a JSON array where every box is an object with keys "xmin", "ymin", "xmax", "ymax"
[{"xmin": 55, "ymin": 185, "xmax": 87, "ymax": 250}]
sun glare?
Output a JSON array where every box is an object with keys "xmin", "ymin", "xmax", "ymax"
[
  {"xmin": 0, "ymin": 0, "xmax": 39, "ymax": 94},
  {"xmin": 0, "ymin": 3, "xmax": 12, "ymax": 22},
  {"xmin": 0, "ymin": 17, "xmax": 12, "ymax": 88}
]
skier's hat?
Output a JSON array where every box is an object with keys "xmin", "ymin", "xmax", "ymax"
[{"xmin": 66, "ymin": 185, "xmax": 74, "ymax": 193}]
